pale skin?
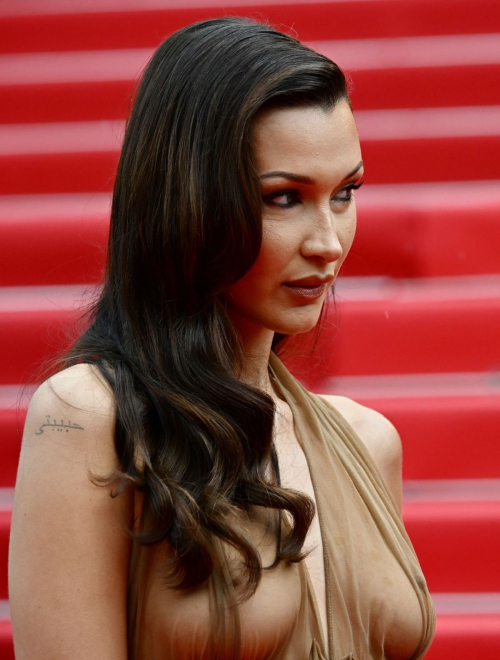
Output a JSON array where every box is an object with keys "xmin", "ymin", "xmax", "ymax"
[{"xmin": 223, "ymin": 100, "xmax": 403, "ymax": 514}]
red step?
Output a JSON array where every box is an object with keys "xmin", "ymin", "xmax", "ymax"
[
  {"xmin": 0, "ymin": 194, "xmax": 110, "ymax": 286},
  {"xmin": 0, "ymin": 49, "xmax": 147, "ymax": 125},
  {"xmin": 0, "ymin": 604, "xmax": 14, "ymax": 660},
  {"xmin": 0, "ymin": 506, "xmax": 9, "ymax": 602},
  {"xmin": 283, "ymin": 274, "xmax": 500, "ymax": 381},
  {"xmin": 349, "ymin": 181, "xmax": 500, "ymax": 278},
  {"xmin": 403, "ymin": 496, "xmax": 500, "ymax": 593},
  {"xmin": 331, "ymin": 25, "xmax": 500, "ymax": 113},
  {"xmin": 323, "ymin": 379, "xmax": 500, "ymax": 480},
  {"xmin": 0, "ymin": 120, "xmax": 123, "ymax": 195},
  {"xmin": 375, "ymin": 397, "xmax": 500, "ymax": 480},
  {"xmin": 426, "ymin": 612, "xmax": 500, "ymax": 659},
  {"xmin": 1, "ymin": 0, "xmax": 499, "ymax": 53},
  {"xmin": 0, "ymin": 285, "xmax": 86, "ymax": 385},
  {"xmin": 1, "ymin": 33, "xmax": 499, "ymax": 123},
  {"xmin": 1, "ymin": 108, "xmax": 499, "ymax": 194},
  {"xmin": 0, "ymin": 386, "xmax": 23, "ymax": 488}
]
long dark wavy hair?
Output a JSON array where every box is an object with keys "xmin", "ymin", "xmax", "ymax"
[{"xmin": 19, "ymin": 14, "xmax": 351, "ymax": 647}]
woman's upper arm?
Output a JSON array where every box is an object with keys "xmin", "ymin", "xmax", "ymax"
[{"xmin": 8, "ymin": 364, "xmax": 134, "ymax": 660}]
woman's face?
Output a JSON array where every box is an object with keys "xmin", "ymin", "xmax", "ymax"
[{"xmin": 224, "ymin": 99, "xmax": 363, "ymax": 337}]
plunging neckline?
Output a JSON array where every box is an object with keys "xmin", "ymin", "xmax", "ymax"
[
  {"xmin": 269, "ymin": 363, "xmax": 333, "ymax": 660},
  {"xmin": 267, "ymin": 354, "xmax": 437, "ymax": 660}
]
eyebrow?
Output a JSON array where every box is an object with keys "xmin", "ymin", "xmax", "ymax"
[{"xmin": 259, "ymin": 160, "xmax": 364, "ymax": 184}]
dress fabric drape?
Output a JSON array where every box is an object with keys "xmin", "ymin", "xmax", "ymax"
[{"xmin": 127, "ymin": 351, "xmax": 436, "ymax": 659}]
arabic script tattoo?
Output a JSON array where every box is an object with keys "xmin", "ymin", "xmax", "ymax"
[{"xmin": 35, "ymin": 414, "xmax": 85, "ymax": 435}]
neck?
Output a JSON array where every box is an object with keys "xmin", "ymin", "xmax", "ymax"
[
  {"xmin": 226, "ymin": 308, "xmax": 283, "ymax": 404},
  {"xmin": 225, "ymin": 308, "xmax": 295, "ymax": 445}
]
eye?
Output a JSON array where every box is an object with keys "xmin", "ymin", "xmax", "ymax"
[
  {"xmin": 263, "ymin": 190, "xmax": 300, "ymax": 208},
  {"xmin": 333, "ymin": 178, "xmax": 364, "ymax": 203},
  {"xmin": 262, "ymin": 178, "xmax": 364, "ymax": 209}
]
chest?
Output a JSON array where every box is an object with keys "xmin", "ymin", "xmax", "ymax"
[
  {"xmin": 273, "ymin": 410, "xmax": 425, "ymax": 660},
  {"xmin": 129, "ymin": 411, "xmax": 426, "ymax": 660},
  {"xmin": 271, "ymin": 412, "xmax": 329, "ymax": 651}
]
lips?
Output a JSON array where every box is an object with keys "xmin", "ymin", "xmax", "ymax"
[
  {"xmin": 282, "ymin": 282, "xmax": 327, "ymax": 300},
  {"xmin": 283, "ymin": 283, "xmax": 325, "ymax": 290},
  {"xmin": 285, "ymin": 283, "xmax": 321, "ymax": 288},
  {"xmin": 283, "ymin": 275, "xmax": 334, "ymax": 287}
]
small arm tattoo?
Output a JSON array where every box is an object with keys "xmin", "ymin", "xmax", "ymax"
[{"xmin": 35, "ymin": 414, "xmax": 85, "ymax": 435}]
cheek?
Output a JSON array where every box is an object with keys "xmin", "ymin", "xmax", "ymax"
[
  {"xmin": 331, "ymin": 213, "xmax": 356, "ymax": 272},
  {"xmin": 339, "ymin": 212, "xmax": 357, "ymax": 254},
  {"xmin": 226, "ymin": 226, "xmax": 293, "ymax": 298},
  {"xmin": 257, "ymin": 224, "xmax": 297, "ymax": 272}
]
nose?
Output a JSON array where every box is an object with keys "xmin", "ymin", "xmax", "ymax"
[{"xmin": 300, "ymin": 204, "xmax": 344, "ymax": 264}]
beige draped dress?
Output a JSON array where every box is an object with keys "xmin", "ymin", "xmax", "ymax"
[{"xmin": 127, "ymin": 351, "xmax": 436, "ymax": 659}]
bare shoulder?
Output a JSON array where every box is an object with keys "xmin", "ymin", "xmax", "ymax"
[
  {"xmin": 317, "ymin": 394, "xmax": 403, "ymax": 514},
  {"xmin": 43, "ymin": 362, "xmax": 116, "ymax": 414},
  {"xmin": 9, "ymin": 362, "xmax": 131, "ymax": 659},
  {"xmin": 25, "ymin": 362, "xmax": 118, "ymax": 463},
  {"xmin": 317, "ymin": 394, "xmax": 401, "ymax": 456}
]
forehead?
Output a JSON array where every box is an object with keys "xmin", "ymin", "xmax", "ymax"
[{"xmin": 251, "ymin": 101, "xmax": 361, "ymax": 179}]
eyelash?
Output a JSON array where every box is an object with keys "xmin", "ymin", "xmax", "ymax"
[{"xmin": 263, "ymin": 179, "xmax": 364, "ymax": 209}]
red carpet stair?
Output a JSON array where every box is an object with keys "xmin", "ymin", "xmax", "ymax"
[{"xmin": 1, "ymin": 1, "xmax": 499, "ymax": 658}]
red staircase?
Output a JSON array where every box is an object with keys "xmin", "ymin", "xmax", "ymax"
[{"xmin": 1, "ymin": 1, "xmax": 500, "ymax": 658}]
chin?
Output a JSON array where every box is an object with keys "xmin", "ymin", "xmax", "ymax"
[{"xmin": 273, "ymin": 311, "xmax": 323, "ymax": 336}]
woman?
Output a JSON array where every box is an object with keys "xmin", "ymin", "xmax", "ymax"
[{"xmin": 9, "ymin": 17, "xmax": 436, "ymax": 660}]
